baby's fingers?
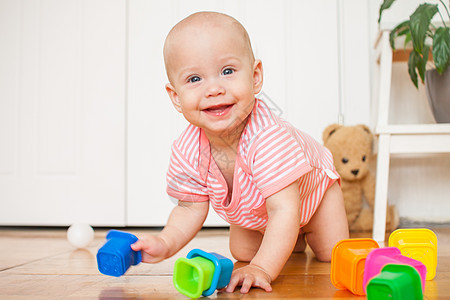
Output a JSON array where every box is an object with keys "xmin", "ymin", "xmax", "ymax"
[
  {"xmin": 240, "ymin": 276, "xmax": 272, "ymax": 294},
  {"xmin": 130, "ymin": 240, "xmax": 145, "ymax": 251},
  {"xmin": 225, "ymin": 273, "xmax": 272, "ymax": 294},
  {"xmin": 225, "ymin": 273, "xmax": 242, "ymax": 293},
  {"xmin": 130, "ymin": 238, "xmax": 160, "ymax": 263},
  {"xmin": 239, "ymin": 276, "xmax": 253, "ymax": 294},
  {"xmin": 255, "ymin": 278, "xmax": 272, "ymax": 293}
]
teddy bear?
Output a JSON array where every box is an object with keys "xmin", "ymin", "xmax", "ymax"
[{"xmin": 322, "ymin": 124, "xmax": 399, "ymax": 232}]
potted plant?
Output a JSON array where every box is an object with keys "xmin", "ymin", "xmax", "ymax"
[{"xmin": 378, "ymin": 0, "xmax": 450, "ymax": 123}]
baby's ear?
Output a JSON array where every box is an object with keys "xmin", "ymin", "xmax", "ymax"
[
  {"xmin": 166, "ymin": 83, "xmax": 182, "ymax": 113},
  {"xmin": 253, "ymin": 59, "xmax": 264, "ymax": 94},
  {"xmin": 323, "ymin": 123, "xmax": 341, "ymax": 143}
]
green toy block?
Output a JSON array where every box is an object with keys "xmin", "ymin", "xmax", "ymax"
[
  {"xmin": 173, "ymin": 256, "xmax": 215, "ymax": 298},
  {"xmin": 366, "ymin": 264, "xmax": 423, "ymax": 300}
]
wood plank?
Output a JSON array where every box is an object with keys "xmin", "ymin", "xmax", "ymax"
[
  {"xmin": 393, "ymin": 48, "xmax": 434, "ymax": 62},
  {"xmin": 0, "ymin": 228, "xmax": 449, "ymax": 298}
]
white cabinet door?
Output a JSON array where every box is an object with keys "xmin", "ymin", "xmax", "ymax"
[
  {"xmin": 127, "ymin": 0, "xmax": 344, "ymax": 226},
  {"xmin": 0, "ymin": 0, "xmax": 127, "ymax": 226}
]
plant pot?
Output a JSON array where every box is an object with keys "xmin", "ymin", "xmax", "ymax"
[{"xmin": 425, "ymin": 68, "xmax": 450, "ymax": 123}]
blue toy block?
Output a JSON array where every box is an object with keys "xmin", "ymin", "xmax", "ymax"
[
  {"xmin": 96, "ymin": 230, "xmax": 142, "ymax": 277},
  {"xmin": 173, "ymin": 249, "xmax": 234, "ymax": 298}
]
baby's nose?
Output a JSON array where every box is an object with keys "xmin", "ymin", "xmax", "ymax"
[{"xmin": 205, "ymin": 79, "xmax": 225, "ymax": 97}]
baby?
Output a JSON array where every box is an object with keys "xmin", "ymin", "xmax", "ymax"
[{"xmin": 131, "ymin": 11, "xmax": 349, "ymax": 294}]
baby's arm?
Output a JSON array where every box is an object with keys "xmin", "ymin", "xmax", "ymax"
[
  {"xmin": 226, "ymin": 181, "xmax": 301, "ymax": 293},
  {"xmin": 131, "ymin": 200, "xmax": 209, "ymax": 263}
]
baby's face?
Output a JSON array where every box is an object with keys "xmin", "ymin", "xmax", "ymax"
[{"xmin": 165, "ymin": 15, "xmax": 263, "ymax": 138}]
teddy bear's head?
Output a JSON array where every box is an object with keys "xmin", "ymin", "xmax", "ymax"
[{"xmin": 323, "ymin": 124, "xmax": 373, "ymax": 182}]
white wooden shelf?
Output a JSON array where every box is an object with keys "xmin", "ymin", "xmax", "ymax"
[
  {"xmin": 372, "ymin": 31, "xmax": 450, "ymax": 243},
  {"xmin": 376, "ymin": 124, "xmax": 450, "ymax": 154},
  {"xmin": 376, "ymin": 124, "xmax": 450, "ymax": 134}
]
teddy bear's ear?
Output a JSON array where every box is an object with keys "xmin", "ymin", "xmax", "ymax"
[
  {"xmin": 358, "ymin": 124, "xmax": 373, "ymax": 136},
  {"xmin": 322, "ymin": 123, "xmax": 342, "ymax": 143}
]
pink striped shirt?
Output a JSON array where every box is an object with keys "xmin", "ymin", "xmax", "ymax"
[{"xmin": 166, "ymin": 99, "xmax": 339, "ymax": 230}]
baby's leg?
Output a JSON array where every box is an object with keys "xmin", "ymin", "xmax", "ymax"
[
  {"xmin": 302, "ymin": 182, "xmax": 349, "ymax": 261},
  {"xmin": 293, "ymin": 232, "xmax": 306, "ymax": 252},
  {"xmin": 229, "ymin": 225, "xmax": 264, "ymax": 262}
]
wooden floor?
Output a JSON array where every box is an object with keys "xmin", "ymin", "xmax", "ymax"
[{"xmin": 1, "ymin": 227, "xmax": 450, "ymax": 299}]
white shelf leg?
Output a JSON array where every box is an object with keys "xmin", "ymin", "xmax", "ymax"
[{"xmin": 373, "ymin": 133, "xmax": 391, "ymax": 244}]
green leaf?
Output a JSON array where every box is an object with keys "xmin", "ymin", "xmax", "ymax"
[
  {"xmin": 408, "ymin": 50, "xmax": 420, "ymax": 88},
  {"xmin": 389, "ymin": 20, "xmax": 410, "ymax": 50},
  {"xmin": 432, "ymin": 27, "xmax": 450, "ymax": 74},
  {"xmin": 409, "ymin": 4, "xmax": 439, "ymax": 53},
  {"xmin": 417, "ymin": 46, "xmax": 430, "ymax": 83},
  {"xmin": 404, "ymin": 31, "xmax": 412, "ymax": 48},
  {"xmin": 378, "ymin": 0, "xmax": 397, "ymax": 23}
]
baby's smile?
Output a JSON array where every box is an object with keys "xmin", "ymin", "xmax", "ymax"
[{"xmin": 202, "ymin": 104, "xmax": 234, "ymax": 117}]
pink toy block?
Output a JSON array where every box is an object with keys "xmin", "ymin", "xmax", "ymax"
[{"xmin": 363, "ymin": 247, "xmax": 426, "ymax": 293}]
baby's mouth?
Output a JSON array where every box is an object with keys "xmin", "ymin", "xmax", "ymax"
[{"xmin": 203, "ymin": 104, "xmax": 233, "ymax": 116}]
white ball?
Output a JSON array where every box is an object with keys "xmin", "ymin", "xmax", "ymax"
[{"xmin": 67, "ymin": 223, "xmax": 94, "ymax": 248}]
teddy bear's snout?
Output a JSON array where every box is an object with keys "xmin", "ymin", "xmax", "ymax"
[{"xmin": 351, "ymin": 169, "xmax": 359, "ymax": 176}]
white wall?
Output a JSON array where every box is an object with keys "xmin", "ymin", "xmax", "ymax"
[
  {"xmin": 0, "ymin": 0, "xmax": 449, "ymax": 226},
  {"xmin": 0, "ymin": 0, "xmax": 127, "ymax": 226}
]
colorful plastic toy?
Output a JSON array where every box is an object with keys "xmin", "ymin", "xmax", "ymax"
[
  {"xmin": 363, "ymin": 247, "xmax": 427, "ymax": 292},
  {"xmin": 389, "ymin": 228, "xmax": 437, "ymax": 280},
  {"xmin": 173, "ymin": 249, "xmax": 233, "ymax": 298},
  {"xmin": 331, "ymin": 238, "xmax": 379, "ymax": 295},
  {"xmin": 96, "ymin": 230, "xmax": 142, "ymax": 277},
  {"xmin": 366, "ymin": 264, "xmax": 423, "ymax": 300}
]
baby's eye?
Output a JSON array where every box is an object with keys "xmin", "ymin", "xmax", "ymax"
[
  {"xmin": 342, "ymin": 158, "xmax": 349, "ymax": 164},
  {"xmin": 188, "ymin": 76, "xmax": 201, "ymax": 83},
  {"xmin": 222, "ymin": 68, "xmax": 234, "ymax": 76}
]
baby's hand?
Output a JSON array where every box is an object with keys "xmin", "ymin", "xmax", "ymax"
[
  {"xmin": 130, "ymin": 235, "xmax": 169, "ymax": 263},
  {"xmin": 225, "ymin": 264, "xmax": 272, "ymax": 294}
]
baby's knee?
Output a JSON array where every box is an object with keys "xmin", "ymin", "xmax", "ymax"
[
  {"xmin": 230, "ymin": 244, "xmax": 258, "ymax": 262},
  {"xmin": 314, "ymin": 247, "xmax": 332, "ymax": 262},
  {"xmin": 229, "ymin": 225, "xmax": 263, "ymax": 262},
  {"xmin": 305, "ymin": 229, "xmax": 347, "ymax": 262}
]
